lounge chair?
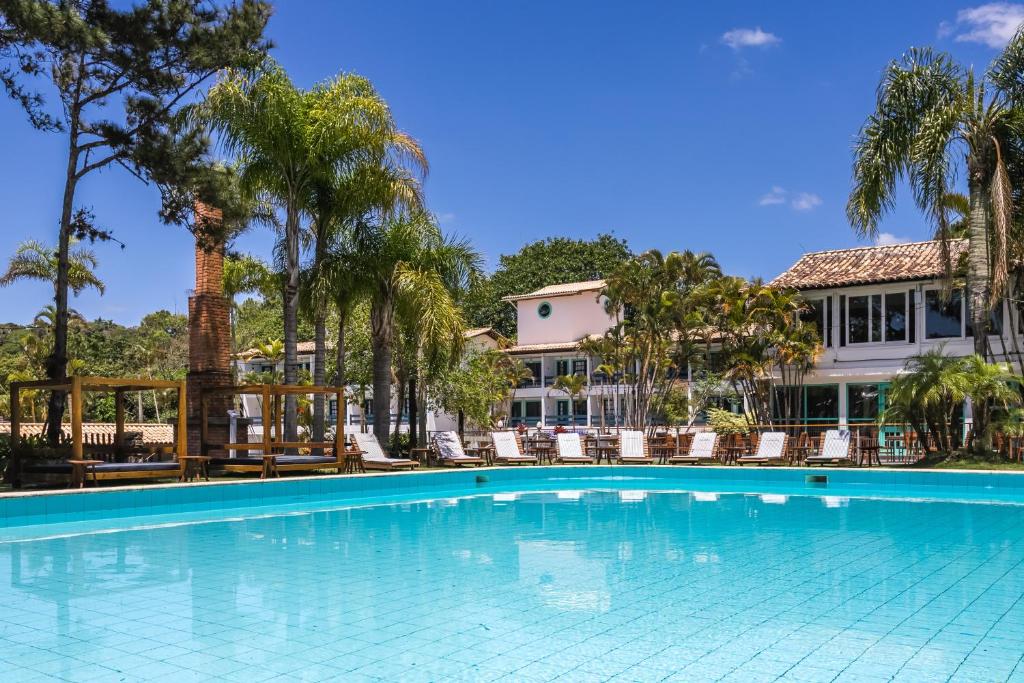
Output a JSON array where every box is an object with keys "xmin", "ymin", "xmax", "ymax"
[
  {"xmin": 490, "ymin": 431, "xmax": 538, "ymax": 465},
  {"xmin": 668, "ymin": 432, "xmax": 718, "ymax": 464},
  {"xmin": 736, "ymin": 432, "xmax": 788, "ymax": 466},
  {"xmin": 352, "ymin": 432, "xmax": 419, "ymax": 471},
  {"xmin": 432, "ymin": 431, "xmax": 486, "ymax": 467},
  {"xmin": 554, "ymin": 432, "xmax": 595, "ymax": 463},
  {"xmin": 805, "ymin": 430, "xmax": 853, "ymax": 466},
  {"xmin": 617, "ymin": 430, "xmax": 654, "ymax": 464}
]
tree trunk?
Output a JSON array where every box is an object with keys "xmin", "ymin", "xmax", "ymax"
[
  {"xmin": 312, "ymin": 311, "xmax": 326, "ymax": 454},
  {"xmin": 417, "ymin": 380, "xmax": 428, "ymax": 445},
  {"xmin": 967, "ymin": 168, "xmax": 992, "ymax": 361},
  {"xmin": 335, "ymin": 306, "xmax": 347, "ymax": 430},
  {"xmin": 407, "ymin": 372, "xmax": 418, "ymax": 449},
  {"xmin": 282, "ymin": 203, "xmax": 300, "ymax": 447},
  {"xmin": 393, "ymin": 370, "xmax": 406, "ymax": 446},
  {"xmin": 370, "ymin": 295, "xmax": 393, "ymax": 449},
  {"xmin": 44, "ymin": 138, "xmax": 81, "ymax": 445}
]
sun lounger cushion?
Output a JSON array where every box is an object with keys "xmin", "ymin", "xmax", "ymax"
[
  {"xmin": 619, "ymin": 431, "xmax": 646, "ymax": 458},
  {"xmin": 353, "ymin": 431, "xmax": 388, "ymax": 461},
  {"xmin": 434, "ymin": 431, "xmax": 472, "ymax": 460},
  {"xmin": 211, "ymin": 456, "xmax": 338, "ymax": 466},
  {"xmin": 754, "ymin": 432, "xmax": 786, "ymax": 459},
  {"xmin": 556, "ymin": 433, "xmax": 584, "ymax": 459},
  {"xmin": 689, "ymin": 432, "xmax": 717, "ymax": 459},
  {"xmin": 819, "ymin": 430, "xmax": 851, "ymax": 459},
  {"xmin": 491, "ymin": 431, "xmax": 523, "ymax": 459}
]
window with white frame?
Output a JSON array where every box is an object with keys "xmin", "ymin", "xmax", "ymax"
[
  {"xmin": 845, "ymin": 291, "xmax": 911, "ymax": 344},
  {"xmin": 925, "ymin": 289, "xmax": 963, "ymax": 339}
]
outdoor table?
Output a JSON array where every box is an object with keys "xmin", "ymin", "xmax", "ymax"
[
  {"xmin": 530, "ymin": 440, "xmax": 554, "ymax": 464},
  {"xmin": 67, "ymin": 459, "xmax": 105, "ymax": 488},
  {"xmin": 467, "ymin": 445, "xmax": 493, "ymax": 465},
  {"xmin": 410, "ymin": 447, "xmax": 430, "ymax": 465},
  {"xmin": 857, "ymin": 442, "xmax": 881, "ymax": 467},
  {"xmin": 789, "ymin": 444, "xmax": 816, "ymax": 466},
  {"xmin": 179, "ymin": 455, "xmax": 210, "ymax": 482},
  {"xmin": 260, "ymin": 454, "xmax": 280, "ymax": 479},
  {"xmin": 344, "ymin": 449, "xmax": 366, "ymax": 474}
]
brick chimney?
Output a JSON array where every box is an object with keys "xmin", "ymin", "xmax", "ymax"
[{"xmin": 185, "ymin": 203, "xmax": 235, "ymax": 455}]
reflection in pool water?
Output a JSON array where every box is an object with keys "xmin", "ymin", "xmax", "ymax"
[{"xmin": 3, "ymin": 489, "xmax": 1024, "ymax": 681}]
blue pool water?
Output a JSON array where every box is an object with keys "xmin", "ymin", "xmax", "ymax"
[{"xmin": 3, "ymin": 469, "xmax": 1024, "ymax": 682}]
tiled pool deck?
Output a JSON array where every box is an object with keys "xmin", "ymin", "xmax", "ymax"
[{"xmin": 3, "ymin": 467, "xmax": 1024, "ymax": 682}]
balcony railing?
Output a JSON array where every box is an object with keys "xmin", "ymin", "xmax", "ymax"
[
  {"xmin": 517, "ymin": 377, "xmax": 542, "ymax": 389},
  {"xmin": 545, "ymin": 414, "xmax": 588, "ymax": 427}
]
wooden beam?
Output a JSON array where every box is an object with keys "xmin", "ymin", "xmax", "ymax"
[
  {"xmin": 261, "ymin": 385, "xmax": 271, "ymax": 456},
  {"xmin": 336, "ymin": 389, "xmax": 344, "ymax": 462},
  {"xmin": 176, "ymin": 381, "xmax": 187, "ymax": 458},
  {"xmin": 114, "ymin": 389, "xmax": 124, "ymax": 459},
  {"xmin": 70, "ymin": 376, "xmax": 83, "ymax": 460},
  {"xmin": 10, "ymin": 383, "xmax": 20, "ymax": 476}
]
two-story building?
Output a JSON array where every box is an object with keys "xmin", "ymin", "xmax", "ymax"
[{"xmin": 500, "ymin": 238, "xmax": 1016, "ymax": 429}]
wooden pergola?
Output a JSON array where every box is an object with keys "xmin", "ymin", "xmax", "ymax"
[
  {"xmin": 200, "ymin": 384, "xmax": 350, "ymax": 476},
  {"xmin": 9, "ymin": 376, "xmax": 187, "ymax": 459}
]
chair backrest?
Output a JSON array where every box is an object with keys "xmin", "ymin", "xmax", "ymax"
[
  {"xmin": 491, "ymin": 431, "xmax": 522, "ymax": 459},
  {"xmin": 557, "ymin": 432, "xmax": 584, "ymax": 459},
  {"xmin": 690, "ymin": 432, "xmax": 717, "ymax": 458},
  {"xmin": 619, "ymin": 430, "xmax": 646, "ymax": 457},
  {"xmin": 353, "ymin": 431, "xmax": 388, "ymax": 461},
  {"xmin": 821, "ymin": 430, "xmax": 851, "ymax": 459},
  {"xmin": 433, "ymin": 431, "xmax": 468, "ymax": 460},
  {"xmin": 756, "ymin": 432, "xmax": 786, "ymax": 459}
]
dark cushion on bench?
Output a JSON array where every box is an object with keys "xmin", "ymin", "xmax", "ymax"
[
  {"xmin": 210, "ymin": 455, "xmax": 339, "ymax": 466},
  {"xmin": 22, "ymin": 461, "xmax": 180, "ymax": 474}
]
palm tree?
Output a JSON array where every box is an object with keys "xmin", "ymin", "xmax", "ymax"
[
  {"xmin": 1, "ymin": 238, "xmax": 104, "ymax": 299},
  {"xmin": 549, "ymin": 373, "xmax": 588, "ymax": 426},
  {"xmin": 847, "ymin": 39, "xmax": 1024, "ymax": 358},
  {"xmin": 884, "ymin": 348, "xmax": 968, "ymax": 454},
  {"xmin": 356, "ymin": 212, "xmax": 480, "ymax": 446},
  {"xmin": 959, "ymin": 354, "xmax": 1020, "ymax": 451},
  {"xmin": 204, "ymin": 60, "xmax": 412, "ymax": 443},
  {"xmin": 222, "ymin": 253, "xmax": 276, "ymax": 351}
]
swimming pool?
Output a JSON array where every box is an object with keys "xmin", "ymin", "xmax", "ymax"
[{"xmin": 2, "ymin": 467, "xmax": 1024, "ymax": 682}]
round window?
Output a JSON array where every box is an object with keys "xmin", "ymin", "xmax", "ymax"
[{"xmin": 537, "ymin": 302, "xmax": 552, "ymax": 319}]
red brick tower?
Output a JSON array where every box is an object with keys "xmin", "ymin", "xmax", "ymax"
[{"xmin": 186, "ymin": 204, "xmax": 234, "ymax": 455}]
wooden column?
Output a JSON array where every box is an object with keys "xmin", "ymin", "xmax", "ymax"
[
  {"xmin": 114, "ymin": 389, "xmax": 125, "ymax": 459},
  {"xmin": 261, "ymin": 386, "xmax": 272, "ymax": 455},
  {"xmin": 176, "ymin": 381, "xmax": 188, "ymax": 458},
  {"xmin": 335, "ymin": 389, "xmax": 344, "ymax": 461},
  {"xmin": 70, "ymin": 376, "xmax": 83, "ymax": 460},
  {"xmin": 275, "ymin": 393, "xmax": 283, "ymax": 446}
]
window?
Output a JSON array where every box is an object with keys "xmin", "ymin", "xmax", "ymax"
[
  {"xmin": 525, "ymin": 400, "xmax": 541, "ymax": 420},
  {"xmin": 847, "ymin": 384, "xmax": 881, "ymax": 422},
  {"xmin": 537, "ymin": 301, "xmax": 552, "ymax": 319},
  {"xmin": 806, "ymin": 385, "xmax": 839, "ymax": 422},
  {"xmin": 523, "ymin": 360, "xmax": 541, "ymax": 387},
  {"xmin": 965, "ymin": 297, "xmax": 1004, "ymax": 337},
  {"xmin": 555, "ymin": 359, "xmax": 569, "ymax": 376},
  {"xmin": 801, "ymin": 299, "xmax": 826, "ymax": 343},
  {"xmin": 925, "ymin": 290, "xmax": 962, "ymax": 339},
  {"xmin": 884, "ymin": 292, "xmax": 907, "ymax": 342},
  {"xmin": 572, "ymin": 359, "xmax": 587, "ymax": 376},
  {"xmin": 848, "ymin": 295, "xmax": 870, "ymax": 343}
]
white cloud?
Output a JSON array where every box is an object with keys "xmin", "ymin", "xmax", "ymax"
[
  {"xmin": 721, "ymin": 27, "xmax": 781, "ymax": 50},
  {"xmin": 758, "ymin": 187, "xmax": 822, "ymax": 212},
  {"xmin": 874, "ymin": 232, "xmax": 911, "ymax": 246},
  {"xmin": 758, "ymin": 186, "xmax": 787, "ymax": 206},
  {"xmin": 437, "ymin": 212, "xmax": 456, "ymax": 224},
  {"xmin": 791, "ymin": 192, "xmax": 822, "ymax": 212},
  {"xmin": 939, "ymin": 3, "xmax": 1024, "ymax": 48}
]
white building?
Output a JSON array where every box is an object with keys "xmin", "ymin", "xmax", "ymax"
[{"xmin": 500, "ymin": 239, "xmax": 1015, "ymax": 428}]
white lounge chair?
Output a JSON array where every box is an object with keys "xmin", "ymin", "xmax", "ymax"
[
  {"xmin": 737, "ymin": 432, "xmax": 788, "ymax": 466},
  {"xmin": 669, "ymin": 432, "xmax": 718, "ymax": 464},
  {"xmin": 554, "ymin": 432, "xmax": 595, "ymax": 464},
  {"xmin": 617, "ymin": 430, "xmax": 654, "ymax": 464},
  {"xmin": 351, "ymin": 431, "xmax": 419, "ymax": 471},
  {"xmin": 490, "ymin": 431, "xmax": 538, "ymax": 465},
  {"xmin": 432, "ymin": 431, "xmax": 486, "ymax": 467},
  {"xmin": 805, "ymin": 430, "xmax": 853, "ymax": 466}
]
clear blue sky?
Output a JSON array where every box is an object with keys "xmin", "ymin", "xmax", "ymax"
[{"xmin": 0, "ymin": 0, "xmax": 1018, "ymax": 325}]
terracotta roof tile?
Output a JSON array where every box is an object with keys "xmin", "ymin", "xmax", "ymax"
[
  {"xmin": 771, "ymin": 239, "xmax": 966, "ymax": 290},
  {"xmin": 502, "ymin": 279, "xmax": 606, "ymax": 302}
]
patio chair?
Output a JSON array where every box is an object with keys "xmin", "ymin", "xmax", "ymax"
[
  {"xmin": 432, "ymin": 431, "xmax": 486, "ymax": 467},
  {"xmin": 805, "ymin": 430, "xmax": 853, "ymax": 466},
  {"xmin": 668, "ymin": 431, "xmax": 718, "ymax": 464},
  {"xmin": 736, "ymin": 432, "xmax": 788, "ymax": 466},
  {"xmin": 352, "ymin": 431, "xmax": 419, "ymax": 471},
  {"xmin": 554, "ymin": 432, "xmax": 595, "ymax": 463},
  {"xmin": 490, "ymin": 431, "xmax": 538, "ymax": 465},
  {"xmin": 617, "ymin": 430, "xmax": 654, "ymax": 464}
]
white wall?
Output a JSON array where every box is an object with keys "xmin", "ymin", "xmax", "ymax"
[{"xmin": 516, "ymin": 293, "xmax": 617, "ymax": 345}]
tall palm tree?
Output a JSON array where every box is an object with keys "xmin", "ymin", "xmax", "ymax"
[
  {"xmin": 848, "ymin": 39, "xmax": 1024, "ymax": 358},
  {"xmin": 356, "ymin": 212, "xmax": 480, "ymax": 446},
  {"xmin": 1, "ymin": 239, "xmax": 105, "ymax": 299},
  {"xmin": 549, "ymin": 373, "xmax": 588, "ymax": 425},
  {"xmin": 204, "ymin": 60, "xmax": 411, "ymax": 443}
]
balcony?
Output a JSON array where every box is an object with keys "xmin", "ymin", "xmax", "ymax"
[
  {"xmin": 517, "ymin": 376, "xmax": 542, "ymax": 389},
  {"xmin": 545, "ymin": 414, "xmax": 588, "ymax": 427}
]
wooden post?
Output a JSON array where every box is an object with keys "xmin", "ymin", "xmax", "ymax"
[
  {"xmin": 114, "ymin": 389, "xmax": 125, "ymax": 459},
  {"xmin": 261, "ymin": 386, "xmax": 272, "ymax": 455},
  {"xmin": 70, "ymin": 376, "xmax": 83, "ymax": 460},
  {"xmin": 200, "ymin": 393, "xmax": 209, "ymax": 457},
  {"xmin": 335, "ymin": 389, "xmax": 344, "ymax": 462},
  {"xmin": 275, "ymin": 393, "xmax": 283, "ymax": 446},
  {"xmin": 10, "ymin": 384, "xmax": 20, "ymax": 480},
  {"xmin": 176, "ymin": 381, "xmax": 187, "ymax": 458}
]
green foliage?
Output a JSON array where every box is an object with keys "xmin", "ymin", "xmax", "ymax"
[
  {"xmin": 660, "ymin": 386, "xmax": 690, "ymax": 426},
  {"xmin": 0, "ymin": 238, "xmax": 104, "ymax": 297},
  {"xmin": 463, "ymin": 234, "xmax": 632, "ymax": 338},
  {"xmin": 430, "ymin": 350, "xmax": 516, "ymax": 431},
  {"xmin": 706, "ymin": 408, "xmax": 750, "ymax": 436}
]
